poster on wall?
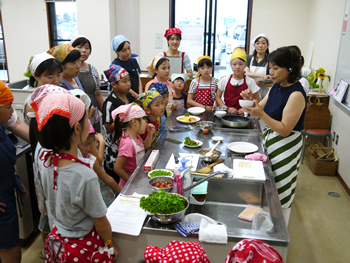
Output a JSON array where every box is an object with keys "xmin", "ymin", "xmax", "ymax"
[{"xmin": 332, "ymin": 79, "xmax": 349, "ymax": 103}]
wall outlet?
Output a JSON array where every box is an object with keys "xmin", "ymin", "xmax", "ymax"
[{"xmin": 155, "ymin": 33, "xmax": 162, "ymax": 49}]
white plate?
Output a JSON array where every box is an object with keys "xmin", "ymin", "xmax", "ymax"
[
  {"xmin": 148, "ymin": 169, "xmax": 174, "ymax": 178},
  {"xmin": 227, "ymin": 142, "xmax": 258, "ymax": 154},
  {"xmin": 183, "ymin": 140, "xmax": 203, "ymax": 148},
  {"xmin": 187, "ymin": 107, "xmax": 205, "ymax": 115},
  {"xmin": 176, "ymin": 115, "xmax": 201, "ymax": 124},
  {"xmin": 212, "ymin": 136, "xmax": 224, "ymax": 141}
]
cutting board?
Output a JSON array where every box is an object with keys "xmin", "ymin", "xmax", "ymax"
[
  {"xmin": 233, "ymin": 159, "xmax": 266, "ymax": 181},
  {"xmin": 165, "ymin": 153, "xmax": 200, "ymax": 172}
]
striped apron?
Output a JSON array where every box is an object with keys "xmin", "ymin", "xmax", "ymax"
[{"xmin": 262, "ymin": 126, "xmax": 303, "ymax": 208}]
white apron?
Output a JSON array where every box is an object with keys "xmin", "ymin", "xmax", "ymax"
[{"xmin": 249, "ymin": 58, "xmax": 269, "ymax": 99}]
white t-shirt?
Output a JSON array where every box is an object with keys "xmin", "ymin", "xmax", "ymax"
[
  {"xmin": 218, "ymin": 75, "xmax": 260, "ymax": 94},
  {"xmin": 299, "ymin": 77, "xmax": 310, "ymax": 94},
  {"xmin": 4, "ymin": 111, "xmax": 18, "ymax": 128}
]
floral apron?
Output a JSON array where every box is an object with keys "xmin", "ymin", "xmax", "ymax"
[
  {"xmin": 224, "ymin": 75, "xmax": 248, "ymax": 110},
  {"xmin": 193, "ymin": 77, "xmax": 214, "ymax": 106}
]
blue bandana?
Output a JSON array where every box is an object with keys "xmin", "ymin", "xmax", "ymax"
[
  {"xmin": 111, "ymin": 35, "xmax": 128, "ymax": 52},
  {"xmin": 107, "ymin": 64, "xmax": 129, "ymax": 83},
  {"xmin": 149, "ymin": 82, "xmax": 169, "ymax": 95}
]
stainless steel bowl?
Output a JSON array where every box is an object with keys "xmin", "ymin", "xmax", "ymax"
[
  {"xmin": 151, "ymin": 195, "xmax": 189, "ymax": 224},
  {"xmin": 221, "ymin": 115, "xmax": 250, "ymax": 128},
  {"xmin": 214, "ymin": 106, "xmax": 229, "ymax": 112},
  {"xmin": 196, "ymin": 121, "xmax": 215, "ymax": 131},
  {"xmin": 148, "ymin": 176, "xmax": 174, "ymax": 193},
  {"xmin": 199, "ymin": 148, "xmax": 222, "ymax": 162}
]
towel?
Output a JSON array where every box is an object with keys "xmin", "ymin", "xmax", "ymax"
[
  {"xmin": 199, "ymin": 218, "xmax": 227, "ymax": 244},
  {"xmin": 213, "ymin": 163, "xmax": 234, "ymax": 178},
  {"xmin": 245, "ymin": 153, "xmax": 268, "ymax": 162},
  {"xmin": 175, "ymin": 221, "xmax": 201, "ymax": 237}
]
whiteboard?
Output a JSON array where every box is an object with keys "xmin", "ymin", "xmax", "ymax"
[{"xmin": 334, "ymin": 0, "xmax": 350, "ymax": 107}]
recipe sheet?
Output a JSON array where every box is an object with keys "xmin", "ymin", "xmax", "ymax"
[{"xmin": 106, "ymin": 194, "xmax": 148, "ymax": 236}]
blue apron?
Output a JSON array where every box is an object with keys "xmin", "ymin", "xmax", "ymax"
[{"xmin": 0, "ymin": 124, "xmax": 22, "ymax": 249}]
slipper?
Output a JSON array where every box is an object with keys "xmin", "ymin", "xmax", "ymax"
[{"xmin": 39, "ymin": 248, "xmax": 46, "ymax": 260}]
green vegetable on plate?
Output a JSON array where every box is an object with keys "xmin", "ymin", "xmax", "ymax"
[
  {"xmin": 184, "ymin": 136, "xmax": 198, "ymax": 146},
  {"xmin": 149, "ymin": 170, "xmax": 172, "ymax": 178},
  {"xmin": 185, "ymin": 112, "xmax": 190, "ymax": 117},
  {"xmin": 140, "ymin": 189, "xmax": 187, "ymax": 214}
]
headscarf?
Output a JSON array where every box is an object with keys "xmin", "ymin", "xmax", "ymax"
[
  {"xmin": 107, "ymin": 64, "xmax": 129, "ymax": 83},
  {"xmin": 230, "ymin": 48, "xmax": 247, "ymax": 62},
  {"xmin": 251, "ymin": 33, "xmax": 270, "ymax": 47},
  {"xmin": 197, "ymin": 55, "xmax": 212, "ymax": 65},
  {"xmin": 144, "ymin": 241, "xmax": 210, "ymax": 263},
  {"xmin": 88, "ymin": 119, "xmax": 95, "ymax": 134},
  {"xmin": 69, "ymin": 34, "xmax": 88, "ymax": 46},
  {"xmin": 170, "ymin": 73, "xmax": 189, "ymax": 83},
  {"xmin": 164, "ymin": 28, "xmax": 182, "ymax": 38},
  {"xmin": 30, "ymin": 93, "xmax": 85, "ymax": 131},
  {"xmin": 69, "ymin": 89, "xmax": 91, "ymax": 110},
  {"xmin": 137, "ymin": 88, "xmax": 162, "ymax": 109},
  {"xmin": 149, "ymin": 82, "xmax": 169, "ymax": 95},
  {"xmin": 23, "ymin": 53, "xmax": 56, "ymax": 78},
  {"xmin": 111, "ymin": 35, "xmax": 128, "ymax": 52},
  {"xmin": 30, "ymin": 84, "xmax": 72, "ymax": 104},
  {"xmin": 111, "ymin": 103, "xmax": 146, "ymax": 123},
  {"xmin": 147, "ymin": 56, "xmax": 163, "ymax": 77},
  {"xmin": 47, "ymin": 44, "xmax": 75, "ymax": 63},
  {"xmin": 225, "ymin": 239, "xmax": 284, "ymax": 263},
  {"xmin": 0, "ymin": 81, "xmax": 14, "ymax": 106}
]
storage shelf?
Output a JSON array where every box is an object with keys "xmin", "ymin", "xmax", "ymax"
[{"xmin": 328, "ymin": 93, "xmax": 350, "ymax": 112}]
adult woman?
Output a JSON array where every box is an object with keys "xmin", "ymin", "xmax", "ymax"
[
  {"xmin": 0, "ymin": 81, "xmax": 28, "ymax": 263},
  {"xmin": 158, "ymin": 28, "xmax": 193, "ymax": 79},
  {"xmin": 242, "ymin": 46, "xmax": 307, "ymax": 223},
  {"xmin": 71, "ymin": 35, "xmax": 104, "ymax": 132},
  {"xmin": 244, "ymin": 34, "xmax": 272, "ymax": 99},
  {"xmin": 111, "ymin": 35, "xmax": 142, "ymax": 96}
]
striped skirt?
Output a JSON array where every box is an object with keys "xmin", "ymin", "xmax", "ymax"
[{"xmin": 262, "ymin": 126, "xmax": 303, "ymax": 208}]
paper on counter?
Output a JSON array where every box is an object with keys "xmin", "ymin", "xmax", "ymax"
[
  {"xmin": 165, "ymin": 153, "xmax": 200, "ymax": 171},
  {"xmin": 106, "ymin": 194, "xmax": 148, "ymax": 236},
  {"xmin": 233, "ymin": 159, "xmax": 266, "ymax": 181}
]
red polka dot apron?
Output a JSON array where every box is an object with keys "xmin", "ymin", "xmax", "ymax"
[
  {"xmin": 223, "ymin": 75, "xmax": 248, "ymax": 110},
  {"xmin": 193, "ymin": 77, "xmax": 214, "ymax": 107}
]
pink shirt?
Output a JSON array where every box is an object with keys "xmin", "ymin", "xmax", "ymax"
[{"xmin": 117, "ymin": 132, "xmax": 145, "ymax": 188}]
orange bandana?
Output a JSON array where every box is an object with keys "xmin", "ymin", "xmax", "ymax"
[{"xmin": 0, "ymin": 81, "xmax": 14, "ymax": 106}]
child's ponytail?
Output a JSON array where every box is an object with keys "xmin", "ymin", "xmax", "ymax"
[{"xmin": 112, "ymin": 114, "xmax": 124, "ymax": 144}]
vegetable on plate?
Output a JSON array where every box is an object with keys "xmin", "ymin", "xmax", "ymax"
[
  {"xmin": 184, "ymin": 136, "xmax": 198, "ymax": 146},
  {"xmin": 149, "ymin": 170, "xmax": 172, "ymax": 178}
]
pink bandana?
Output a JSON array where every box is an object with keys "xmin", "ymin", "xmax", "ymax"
[
  {"xmin": 111, "ymin": 103, "xmax": 146, "ymax": 123},
  {"xmin": 31, "ymin": 84, "xmax": 72, "ymax": 102},
  {"xmin": 225, "ymin": 239, "xmax": 284, "ymax": 263},
  {"xmin": 164, "ymin": 28, "xmax": 182, "ymax": 38},
  {"xmin": 30, "ymin": 93, "xmax": 85, "ymax": 131},
  {"xmin": 88, "ymin": 119, "xmax": 95, "ymax": 134}
]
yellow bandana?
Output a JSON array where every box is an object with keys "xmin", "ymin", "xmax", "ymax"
[
  {"xmin": 230, "ymin": 48, "xmax": 247, "ymax": 62},
  {"xmin": 197, "ymin": 55, "xmax": 212, "ymax": 65},
  {"xmin": 137, "ymin": 88, "xmax": 162, "ymax": 108},
  {"xmin": 147, "ymin": 56, "xmax": 163, "ymax": 77}
]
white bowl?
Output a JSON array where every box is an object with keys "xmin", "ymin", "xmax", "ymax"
[
  {"xmin": 239, "ymin": 100, "xmax": 254, "ymax": 107},
  {"xmin": 187, "ymin": 107, "xmax": 205, "ymax": 115},
  {"xmin": 215, "ymin": 110, "xmax": 226, "ymax": 118}
]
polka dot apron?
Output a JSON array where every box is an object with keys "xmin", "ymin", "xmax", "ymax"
[{"xmin": 193, "ymin": 77, "xmax": 214, "ymax": 107}]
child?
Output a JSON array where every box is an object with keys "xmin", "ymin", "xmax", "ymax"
[
  {"xmin": 137, "ymin": 89, "xmax": 164, "ymax": 143},
  {"xmin": 188, "ymin": 56, "xmax": 219, "ymax": 111},
  {"xmin": 47, "ymin": 44, "xmax": 84, "ymax": 91},
  {"xmin": 149, "ymin": 82, "xmax": 169, "ymax": 130},
  {"xmin": 112, "ymin": 104, "xmax": 155, "ymax": 188},
  {"xmin": 216, "ymin": 48, "xmax": 260, "ymax": 114},
  {"xmin": 102, "ymin": 64, "xmax": 136, "ymax": 183},
  {"xmin": 31, "ymin": 92, "xmax": 119, "ymax": 262},
  {"xmin": 171, "ymin": 74, "xmax": 189, "ymax": 110},
  {"xmin": 145, "ymin": 56, "xmax": 176, "ymax": 114}
]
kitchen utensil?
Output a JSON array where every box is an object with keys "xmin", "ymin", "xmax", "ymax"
[
  {"xmin": 212, "ymin": 136, "xmax": 224, "ymax": 142},
  {"xmin": 183, "ymin": 171, "xmax": 229, "ymax": 193},
  {"xmin": 215, "ymin": 110, "xmax": 226, "ymax": 118},
  {"xmin": 190, "ymin": 172, "xmax": 223, "ymax": 178},
  {"xmin": 214, "ymin": 106, "xmax": 229, "ymax": 112},
  {"xmin": 239, "ymin": 100, "xmax": 254, "ymax": 107},
  {"xmin": 227, "ymin": 142, "xmax": 258, "ymax": 154},
  {"xmin": 197, "ymin": 158, "xmax": 224, "ymax": 174},
  {"xmin": 173, "ymin": 150, "xmax": 180, "ymax": 164},
  {"xmin": 148, "ymin": 169, "xmax": 174, "ymax": 178},
  {"xmin": 187, "ymin": 107, "xmax": 205, "ymax": 115},
  {"xmin": 176, "ymin": 115, "xmax": 201, "ymax": 124},
  {"xmin": 199, "ymin": 148, "xmax": 222, "ymax": 162},
  {"xmin": 165, "ymin": 153, "xmax": 200, "ymax": 172},
  {"xmin": 150, "ymin": 195, "xmax": 189, "ymax": 224},
  {"xmin": 183, "ymin": 139, "xmax": 203, "ymax": 148},
  {"xmin": 196, "ymin": 121, "xmax": 215, "ymax": 131},
  {"xmin": 221, "ymin": 115, "xmax": 250, "ymax": 128},
  {"xmin": 168, "ymin": 126, "xmax": 191, "ymax": 132},
  {"xmin": 148, "ymin": 176, "xmax": 174, "ymax": 192},
  {"xmin": 205, "ymin": 140, "xmax": 220, "ymax": 156}
]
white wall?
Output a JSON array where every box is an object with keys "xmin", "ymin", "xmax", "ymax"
[{"xmin": 1, "ymin": 0, "xmax": 50, "ymax": 83}]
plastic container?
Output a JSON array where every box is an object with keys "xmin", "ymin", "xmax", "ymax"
[
  {"xmin": 173, "ymin": 169, "xmax": 183, "ymax": 196},
  {"xmin": 191, "ymin": 181, "xmax": 208, "ymax": 202}
]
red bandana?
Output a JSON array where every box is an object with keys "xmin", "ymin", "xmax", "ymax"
[{"xmin": 164, "ymin": 28, "xmax": 182, "ymax": 38}]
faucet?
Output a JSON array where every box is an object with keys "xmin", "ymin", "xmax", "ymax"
[{"xmin": 183, "ymin": 170, "xmax": 229, "ymax": 193}]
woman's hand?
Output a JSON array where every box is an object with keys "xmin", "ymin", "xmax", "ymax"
[
  {"xmin": 228, "ymin": 107, "xmax": 238, "ymax": 114},
  {"xmin": 260, "ymin": 74, "xmax": 271, "ymax": 80},
  {"xmin": 204, "ymin": 106, "xmax": 214, "ymax": 112},
  {"xmin": 240, "ymin": 89, "xmax": 254, "ymax": 100},
  {"xmin": 0, "ymin": 202, "xmax": 6, "ymax": 213},
  {"xmin": 21, "ymin": 184, "xmax": 29, "ymax": 201},
  {"xmin": 242, "ymin": 100, "xmax": 263, "ymax": 118},
  {"xmin": 238, "ymin": 108, "xmax": 245, "ymax": 114}
]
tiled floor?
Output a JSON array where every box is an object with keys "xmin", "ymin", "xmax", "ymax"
[{"xmin": 19, "ymin": 155, "xmax": 350, "ymax": 263}]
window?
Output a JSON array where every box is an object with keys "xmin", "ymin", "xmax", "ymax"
[
  {"xmin": 47, "ymin": 1, "xmax": 78, "ymax": 47},
  {"xmin": 0, "ymin": 12, "xmax": 8, "ymax": 82}
]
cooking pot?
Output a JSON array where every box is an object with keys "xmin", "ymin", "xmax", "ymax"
[{"xmin": 221, "ymin": 115, "xmax": 250, "ymax": 128}]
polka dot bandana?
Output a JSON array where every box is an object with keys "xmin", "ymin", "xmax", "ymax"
[
  {"xmin": 225, "ymin": 239, "xmax": 284, "ymax": 263},
  {"xmin": 0, "ymin": 81, "xmax": 14, "ymax": 106},
  {"xmin": 146, "ymin": 56, "xmax": 163, "ymax": 77},
  {"xmin": 111, "ymin": 103, "xmax": 146, "ymax": 123},
  {"xmin": 107, "ymin": 64, "xmax": 129, "ymax": 83},
  {"xmin": 164, "ymin": 28, "xmax": 182, "ymax": 38},
  {"xmin": 137, "ymin": 88, "xmax": 162, "ymax": 109},
  {"xmin": 149, "ymin": 82, "xmax": 169, "ymax": 95},
  {"xmin": 69, "ymin": 89, "xmax": 91, "ymax": 110},
  {"xmin": 144, "ymin": 240, "xmax": 210, "ymax": 263},
  {"xmin": 30, "ymin": 93, "xmax": 85, "ymax": 131},
  {"xmin": 47, "ymin": 44, "xmax": 75, "ymax": 63}
]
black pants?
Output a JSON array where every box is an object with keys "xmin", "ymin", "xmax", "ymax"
[{"xmin": 104, "ymin": 161, "xmax": 120, "ymax": 184}]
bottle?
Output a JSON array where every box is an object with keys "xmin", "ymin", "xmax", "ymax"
[{"xmin": 173, "ymin": 169, "xmax": 183, "ymax": 196}]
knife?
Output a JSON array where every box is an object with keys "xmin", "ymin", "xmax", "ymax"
[{"xmin": 173, "ymin": 150, "xmax": 180, "ymax": 164}]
